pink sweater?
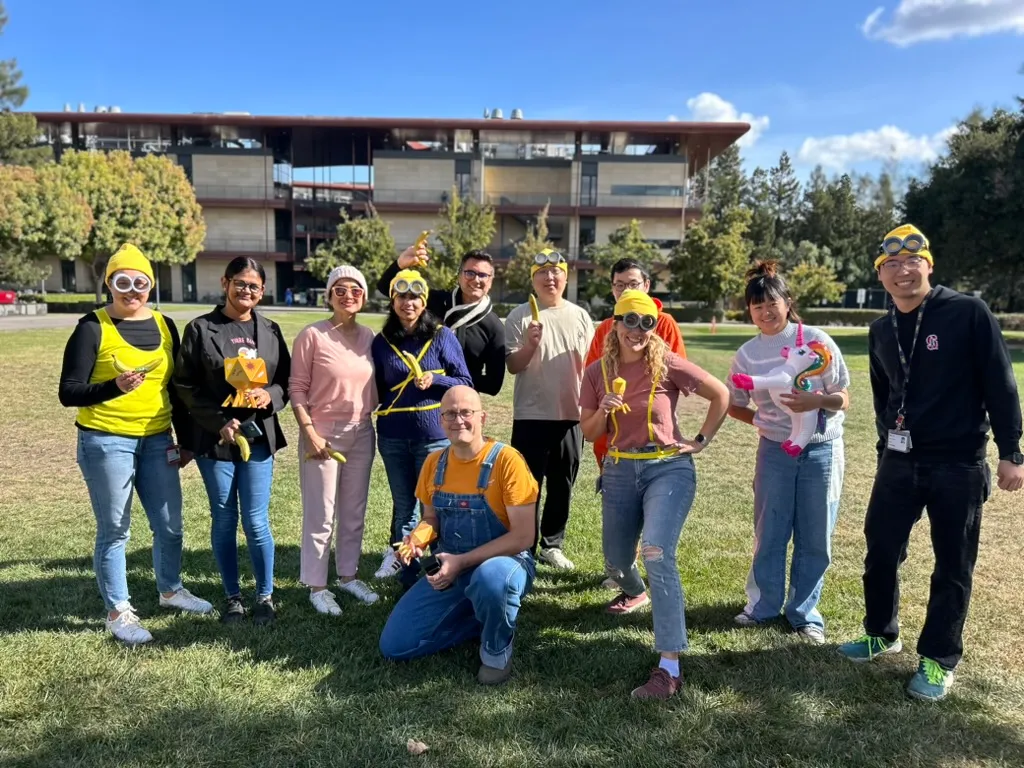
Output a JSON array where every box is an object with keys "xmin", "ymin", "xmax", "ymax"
[{"xmin": 288, "ymin": 319, "xmax": 378, "ymax": 430}]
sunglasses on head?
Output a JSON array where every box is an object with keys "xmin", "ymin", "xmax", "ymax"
[
  {"xmin": 879, "ymin": 233, "xmax": 928, "ymax": 257},
  {"xmin": 534, "ymin": 250, "xmax": 566, "ymax": 266},
  {"xmin": 615, "ymin": 312, "xmax": 657, "ymax": 332},
  {"xmin": 331, "ymin": 285, "xmax": 364, "ymax": 298},
  {"xmin": 110, "ymin": 272, "xmax": 152, "ymax": 294},
  {"xmin": 392, "ymin": 279, "xmax": 427, "ymax": 296}
]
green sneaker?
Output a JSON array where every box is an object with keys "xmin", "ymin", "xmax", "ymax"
[
  {"xmin": 906, "ymin": 657, "xmax": 954, "ymax": 702},
  {"xmin": 837, "ymin": 634, "xmax": 902, "ymax": 663}
]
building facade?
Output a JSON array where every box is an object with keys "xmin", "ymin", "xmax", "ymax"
[{"xmin": 30, "ymin": 111, "xmax": 749, "ymax": 303}]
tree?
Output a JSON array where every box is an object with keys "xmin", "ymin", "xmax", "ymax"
[
  {"xmin": 668, "ymin": 206, "xmax": 752, "ymax": 308},
  {"xmin": 59, "ymin": 150, "xmax": 204, "ymax": 302},
  {"xmin": 693, "ymin": 144, "xmax": 746, "ymax": 217},
  {"xmin": 582, "ymin": 219, "xmax": 662, "ymax": 304},
  {"xmin": 768, "ymin": 150, "xmax": 801, "ymax": 243},
  {"xmin": 0, "ymin": 164, "xmax": 92, "ymax": 286},
  {"xmin": 431, "ymin": 185, "xmax": 495, "ymax": 288},
  {"xmin": 504, "ymin": 202, "xmax": 554, "ymax": 295},
  {"xmin": 774, "ymin": 239, "xmax": 836, "ymax": 273},
  {"xmin": 786, "ymin": 262, "xmax": 845, "ymax": 307},
  {"xmin": 0, "ymin": 3, "xmax": 48, "ymax": 166},
  {"xmin": 305, "ymin": 205, "xmax": 396, "ymax": 291},
  {"xmin": 902, "ymin": 106, "xmax": 1024, "ymax": 310},
  {"xmin": 744, "ymin": 167, "xmax": 776, "ymax": 261}
]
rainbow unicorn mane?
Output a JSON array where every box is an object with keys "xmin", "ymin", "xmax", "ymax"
[{"xmin": 795, "ymin": 340, "xmax": 832, "ymax": 391}]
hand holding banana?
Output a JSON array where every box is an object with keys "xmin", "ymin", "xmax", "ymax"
[
  {"xmin": 219, "ymin": 419, "xmax": 252, "ymax": 462},
  {"xmin": 612, "ymin": 377, "xmax": 631, "ymax": 413}
]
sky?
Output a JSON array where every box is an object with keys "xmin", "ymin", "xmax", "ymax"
[{"xmin": 5, "ymin": 0, "xmax": 1024, "ymax": 178}]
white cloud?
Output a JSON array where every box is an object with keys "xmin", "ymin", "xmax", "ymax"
[
  {"xmin": 667, "ymin": 92, "xmax": 770, "ymax": 148},
  {"xmin": 862, "ymin": 0, "xmax": 1024, "ymax": 46},
  {"xmin": 796, "ymin": 124, "xmax": 959, "ymax": 169}
]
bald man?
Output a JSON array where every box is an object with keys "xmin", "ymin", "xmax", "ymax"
[{"xmin": 379, "ymin": 386, "xmax": 539, "ymax": 685}]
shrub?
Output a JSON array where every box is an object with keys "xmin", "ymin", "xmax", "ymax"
[
  {"xmin": 995, "ymin": 314, "xmax": 1024, "ymax": 331},
  {"xmin": 662, "ymin": 306, "xmax": 725, "ymax": 323},
  {"xmin": 800, "ymin": 308, "xmax": 886, "ymax": 326}
]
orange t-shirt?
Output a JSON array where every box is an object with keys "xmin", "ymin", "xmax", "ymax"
[
  {"xmin": 585, "ymin": 313, "xmax": 686, "ymax": 464},
  {"xmin": 416, "ymin": 439, "xmax": 539, "ymax": 529}
]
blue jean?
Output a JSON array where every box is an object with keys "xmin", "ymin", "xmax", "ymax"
[
  {"xmin": 601, "ymin": 450, "xmax": 697, "ymax": 653},
  {"xmin": 196, "ymin": 442, "xmax": 276, "ymax": 599},
  {"xmin": 76, "ymin": 429, "xmax": 185, "ymax": 612},
  {"xmin": 744, "ymin": 437, "xmax": 844, "ymax": 630},
  {"xmin": 376, "ymin": 436, "xmax": 450, "ymax": 545},
  {"xmin": 379, "ymin": 554, "xmax": 534, "ymax": 668}
]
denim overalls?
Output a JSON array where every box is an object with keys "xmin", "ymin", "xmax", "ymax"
[{"xmin": 379, "ymin": 442, "xmax": 536, "ymax": 669}]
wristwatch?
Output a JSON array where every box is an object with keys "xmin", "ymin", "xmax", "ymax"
[
  {"xmin": 694, "ymin": 433, "xmax": 707, "ymax": 446},
  {"xmin": 1003, "ymin": 451, "xmax": 1024, "ymax": 466}
]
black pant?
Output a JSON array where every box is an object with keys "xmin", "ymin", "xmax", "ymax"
[
  {"xmin": 510, "ymin": 419, "xmax": 582, "ymax": 551},
  {"xmin": 862, "ymin": 452, "xmax": 990, "ymax": 670}
]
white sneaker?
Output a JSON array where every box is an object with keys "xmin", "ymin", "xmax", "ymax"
[
  {"xmin": 106, "ymin": 607, "xmax": 153, "ymax": 646},
  {"xmin": 539, "ymin": 547, "xmax": 575, "ymax": 570},
  {"xmin": 159, "ymin": 588, "xmax": 214, "ymax": 614},
  {"xmin": 374, "ymin": 549, "xmax": 403, "ymax": 580},
  {"xmin": 310, "ymin": 589, "xmax": 343, "ymax": 616},
  {"xmin": 734, "ymin": 612, "xmax": 759, "ymax": 627},
  {"xmin": 337, "ymin": 579, "xmax": 380, "ymax": 605}
]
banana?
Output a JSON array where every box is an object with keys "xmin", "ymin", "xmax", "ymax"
[
  {"xmin": 529, "ymin": 295, "xmax": 540, "ymax": 322},
  {"xmin": 611, "ymin": 377, "xmax": 631, "ymax": 413},
  {"xmin": 402, "ymin": 350, "xmax": 425, "ymax": 379},
  {"xmin": 304, "ymin": 447, "xmax": 347, "ymax": 463},
  {"xmin": 414, "ymin": 230, "xmax": 431, "ymax": 266},
  {"xmin": 112, "ymin": 354, "xmax": 160, "ymax": 374},
  {"xmin": 234, "ymin": 433, "xmax": 251, "ymax": 462}
]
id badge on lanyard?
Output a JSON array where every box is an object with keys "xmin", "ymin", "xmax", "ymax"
[{"xmin": 888, "ymin": 293, "xmax": 929, "ymax": 454}]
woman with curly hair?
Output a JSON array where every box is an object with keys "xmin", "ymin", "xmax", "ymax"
[{"xmin": 580, "ymin": 290, "xmax": 730, "ymax": 701}]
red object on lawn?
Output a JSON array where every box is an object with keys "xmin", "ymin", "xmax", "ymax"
[{"xmin": 0, "ymin": 290, "xmax": 17, "ymax": 305}]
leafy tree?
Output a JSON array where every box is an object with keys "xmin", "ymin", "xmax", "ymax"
[
  {"xmin": 768, "ymin": 150, "xmax": 801, "ymax": 243},
  {"xmin": 0, "ymin": 164, "xmax": 92, "ymax": 286},
  {"xmin": 305, "ymin": 205, "xmax": 396, "ymax": 291},
  {"xmin": 774, "ymin": 239, "xmax": 836, "ymax": 273},
  {"xmin": 505, "ymin": 202, "xmax": 554, "ymax": 294},
  {"xmin": 668, "ymin": 206, "xmax": 752, "ymax": 308},
  {"xmin": 582, "ymin": 219, "xmax": 661, "ymax": 304},
  {"xmin": 431, "ymin": 185, "xmax": 495, "ymax": 288},
  {"xmin": 59, "ymin": 150, "xmax": 204, "ymax": 302},
  {"xmin": 692, "ymin": 144, "xmax": 746, "ymax": 218},
  {"xmin": 786, "ymin": 262, "xmax": 845, "ymax": 307},
  {"xmin": 0, "ymin": 3, "xmax": 48, "ymax": 166}
]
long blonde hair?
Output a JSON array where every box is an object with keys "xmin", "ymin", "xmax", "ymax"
[{"xmin": 602, "ymin": 326, "xmax": 668, "ymax": 389}]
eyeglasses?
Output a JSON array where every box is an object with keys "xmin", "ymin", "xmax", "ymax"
[
  {"xmin": 462, "ymin": 269, "xmax": 493, "ymax": 282},
  {"xmin": 534, "ymin": 250, "xmax": 566, "ymax": 266},
  {"xmin": 612, "ymin": 280, "xmax": 644, "ymax": 292},
  {"xmin": 231, "ymin": 280, "xmax": 263, "ymax": 294},
  {"xmin": 392, "ymin": 278, "xmax": 427, "ymax": 296},
  {"xmin": 615, "ymin": 312, "xmax": 657, "ymax": 331},
  {"xmin": 879, "ymin": 233, "xmax": 928, "ymax": 257},
  {"xmin": 110, "ymin": 272, "xmax": 152, "ymax": 294},
  {"xmin": 331, "ymin": 285, "xmax": 364, "ymax": 298},
  {"xmin": 441, "ymin": 408, "xmax": 480, "ymax": 423},
  {"xmin": 880, "ymin": 255, "xmax": 927, "ymax": 272}
]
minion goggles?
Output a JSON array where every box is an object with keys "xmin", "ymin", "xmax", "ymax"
[
  {"xmin": 615, "ymin": 312, "xmax": 657, "ymax": 332},
  {"xmin": 873, "ymin": 228, "xmax": 932, "ymax": 269},
  {"xmin": 391, "ymin": 278, "xmax": 427, "ymax": 297},
  {"xmin": 531, "ymin": 249, "xmax": 568, "ymax": 277}
]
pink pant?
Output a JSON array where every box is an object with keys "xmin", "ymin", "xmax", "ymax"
[{"xmin": 299, "ymin": 419, "xmax": 375, "ymax": 586}]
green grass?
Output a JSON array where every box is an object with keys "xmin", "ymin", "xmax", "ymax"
[{"xmin": 1, "ymin": 316, "xmax": 1023, "ymax": 768}]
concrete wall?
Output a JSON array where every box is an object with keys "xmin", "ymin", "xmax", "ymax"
[
  {"xmin": 203, "ymin": 208, "xmax": 276, "ymax": 251},
  {"xmin": 191, "ymin": 154, "xmax": 275, "ymax": 199},
  {"xmin": 491, "ymin": 215, "xmax": 529, "ymax": 254},
  {"xmin": 379, "ymin": 212, "xmax": 440, "ymax": 249},
  {"xmin": 374, "ymin": 156, "xmax": 456, "ymax": 204},
  {"xmin": 595, "ymin": 161, "xmax": 687, "ymax": 208},
  {"xmin": 595, "ymin": 215, "xmax": 684, "ymax": 243},
  {"xmin": 483, "ymin": 166, "xmax": 571, "ymax": 204}
]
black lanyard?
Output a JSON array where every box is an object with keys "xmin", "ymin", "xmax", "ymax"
[{"xmin": 889, "ymin": 291, "xmax": 930, "ymax": 430}]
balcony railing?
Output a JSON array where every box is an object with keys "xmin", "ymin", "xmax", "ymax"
[
  {"xmin": 485, "ymin": 191, "xmax": 573, "ymax": 207},
  {"xmin": 203, "ymin": 237, "xmax": 292, "ymax": 253},
  {"xmin": 193, "ymin": 184, "xmax": 291, "ymax": 201}
]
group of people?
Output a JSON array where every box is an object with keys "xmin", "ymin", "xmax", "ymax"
[{"xmin": 58, "ymin": 222, "xmax": 1022, "ymax": 703}]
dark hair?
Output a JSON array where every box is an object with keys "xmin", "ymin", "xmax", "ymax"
[
  {"xmin": 611, "ymin": 258, "xmax": 651, "ymax": 281},
  {"xmin": 744, "ymin": 260, "xmax": 801, "ymax": 322},
  {"xmin": 460, "ymin": 250, "xmax": 494, "ymax": 268},
  {"xmin": 224, "ymin": 256, "xmax": 266, "ymax": 284},
  {"xmin": 382, "ymin": 304, "xmax": 441, "ymax": 345}
]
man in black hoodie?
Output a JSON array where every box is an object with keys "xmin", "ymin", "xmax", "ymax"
[
  {"xmin": 377, "ymin": 243, "xmax": 505, "ymax": 396},
  {"xmin": 839, "ymin": 224, "xmax": 1023, "ymax": 701}
]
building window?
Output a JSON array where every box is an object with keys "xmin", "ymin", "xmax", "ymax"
[
  {"xmin": 579, "ymin": 216, "xmax": 596, "ymax": 251},
  {"xmin": 181, "ymin": 262, "xmax": 197, "ymax": 302},
  {"xmin": 581, "ymin": 162, "xmax": 598, "ymax": 206},
  {"xmin": 610, "ymin": 185, "xmax": 683, "ymax": 197},
  {"xmin": 455, "ymin": 158, "xmax": 472, "ymax": 197},
  {"xmin": 60, "ymin": 260, "xmax": 77, "ymax": 292}
]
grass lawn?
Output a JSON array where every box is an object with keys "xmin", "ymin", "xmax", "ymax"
[{"xmin": 1, "ymin": 312, "xmax": 1022, "ymax": 768}]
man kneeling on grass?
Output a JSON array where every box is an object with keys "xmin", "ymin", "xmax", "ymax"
[{"xmin": 379, "ymin": 386, "xmax": 539, "ymax": 685}]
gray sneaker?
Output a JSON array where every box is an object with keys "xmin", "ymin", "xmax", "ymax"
[
  {"xmin": 539, "ymin": 547, "xmax": 575, "ymax": 570},
  {"xmin": 478, "ymin": 659, "xmax": 513, "ymax": 686},
  {"xmin": 796, "ymin": 625, "xmax": 826, "ymax": 645}
]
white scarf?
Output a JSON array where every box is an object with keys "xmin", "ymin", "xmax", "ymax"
[{"xmin": 445, "ymin": 288, "xmax": 492, "ymax": 331}]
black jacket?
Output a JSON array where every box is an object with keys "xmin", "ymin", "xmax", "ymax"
[
  {"xmin": 173, "ymin": 307, "xmax": 291, "ymax": 460},
  {"xmin": 377, "ymin": 261, "xmax": 506, "ymax": 395},
  {"xmin": 869, "ymin": 285, "xmax": 1022, "ymax": 462}
]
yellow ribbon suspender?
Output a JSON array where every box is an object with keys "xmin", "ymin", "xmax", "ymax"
[
  {"xmin": 378, "ymin": 337, "xmax": 443, "ymax": 416},
  {"xmin": 602, "ymin": 360, "xmax": 678, "ymax": 462},
  {"xmin": 600, "ymin": 358, "xmax": 621, "ymax": 450}
]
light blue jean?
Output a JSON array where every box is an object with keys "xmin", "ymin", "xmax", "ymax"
[
  {"xmin": 743, "ymin": 437, "xmax": 844, "ymax": 630},
  {"xmin": 196, "ymin": 442, "xmax": 275, "ymax": 599},
  {"xmin": 76, "ymin": 429, "xmax": 185, "ymax": 612},
  {"xmin": 376, "ymin": 436, "xmax": 450, "ymax": 545},
  {"xmin": 601, "ymin": 450, "xmax": 698, "ymax": 653}
]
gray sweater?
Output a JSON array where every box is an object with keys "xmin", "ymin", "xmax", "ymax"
[{"xmin": 727, "ymin": 322, "xmax": 850, "ymax": 444}]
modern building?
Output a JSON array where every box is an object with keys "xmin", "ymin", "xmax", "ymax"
[{"xmin": 30, "ymin": 109, "xmax": 749, "ymax": 303}]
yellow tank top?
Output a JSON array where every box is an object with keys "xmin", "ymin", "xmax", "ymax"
[{"xmin": 77, "ymin": 308, "xmax": 174, "ymax": 437}]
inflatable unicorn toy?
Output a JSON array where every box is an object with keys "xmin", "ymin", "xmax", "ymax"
[{"xmin": 730, "ymin": 324, "xmax": 833, "ymax": 457}]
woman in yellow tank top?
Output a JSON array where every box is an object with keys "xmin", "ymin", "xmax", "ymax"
[{"xmin": 58, "ymin": 244, "xmax": 213, "ymax": 647}]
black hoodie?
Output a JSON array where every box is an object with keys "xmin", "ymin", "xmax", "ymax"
[{"xmin": 868, "ymin": 285, "xmax": 1022, "ymax": 462}]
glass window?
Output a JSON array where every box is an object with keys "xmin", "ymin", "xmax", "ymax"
[{"xmin": 610, "ymin": 185, "xmax": 682, "ymax": 196}]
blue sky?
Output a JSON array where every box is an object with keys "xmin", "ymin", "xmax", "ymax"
[{"xmin": 5, "ymin": 0, "xmax": 1024, "ymax": 177}]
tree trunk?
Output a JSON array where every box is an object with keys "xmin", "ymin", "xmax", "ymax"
[{"xmin": 92, "ymin": 257, "xmax": 107, "ymax": 304}]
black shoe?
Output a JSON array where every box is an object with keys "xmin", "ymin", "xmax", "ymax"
[
  {"xmin": 221, "ymin": 595, "xmax": 247, "ymax": 624},
  {"xmin": 253, "ymin": 597, "xmax": 276, "ymax": 626}
]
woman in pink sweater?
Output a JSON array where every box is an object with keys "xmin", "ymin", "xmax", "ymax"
[{"xmin": 289, "ymin": 265, "xmax": 379, "ymax": 614}]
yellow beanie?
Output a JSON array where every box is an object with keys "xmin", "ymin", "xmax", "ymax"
[
  {"xmin": 874, "ymin": 224, "xmax": 933, "ymax": 269},
  {"xmin": 530, "ymin": 248, "xmax": 569, "ymax": 278},
  {"xmin": 105, "ymin": 243, "xmax": 154, "ymax": 283},
  {"xmin": 614, "ymin": 289, "xmax": 658, "ymax": 318},
  {"xmin": 389, "ymin": 268, "xmax": 429, "ymax": 299}
]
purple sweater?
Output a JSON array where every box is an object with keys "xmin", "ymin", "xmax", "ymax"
[{"xmin": 371, "ymin": 326, "xmax": 472, "ymax": 441}]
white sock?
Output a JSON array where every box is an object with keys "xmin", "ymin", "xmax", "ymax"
[{"xmin": 659, "ymin": 657, "xmax": 680, "ymax": 678}]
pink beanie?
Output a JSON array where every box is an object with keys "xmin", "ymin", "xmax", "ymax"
[{"xmin": 325, "ymin": 265, "xmax": 368, "ymax": 296}]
